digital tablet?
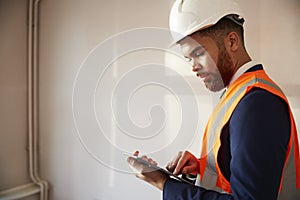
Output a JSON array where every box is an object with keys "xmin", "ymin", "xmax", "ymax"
[{"xmin": 125, "ymin": 153, "xmax": 194, "ymax": 185}]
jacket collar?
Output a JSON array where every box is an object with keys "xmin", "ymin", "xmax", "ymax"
[{"xmin": 227, "ymin": 60, "xmax": 262, "ymax": 88}]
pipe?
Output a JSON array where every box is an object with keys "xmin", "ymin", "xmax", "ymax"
[{"xmin": 27, "ymin": 0, "xmax": 49, "ymax": 199}]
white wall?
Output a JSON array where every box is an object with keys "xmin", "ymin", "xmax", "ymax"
[
  {"xmin": 38, "ymin": 1, "xmax": 300, "ymax": 199},
  {"xmin": 38, "ymin": 0, "xmax": 176, "ymax": 199},
  {"xmin": 1, "ymin": 0, "xmax": 299, "ymax": 200}
]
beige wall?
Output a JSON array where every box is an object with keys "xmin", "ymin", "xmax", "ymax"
[
  {"xmin": 0, "ymin": 0, "xmax": 30, "ymax": 190},
  {"xmin": 0, "ymin": 0, "xmax": 299, "ymax": 200}
]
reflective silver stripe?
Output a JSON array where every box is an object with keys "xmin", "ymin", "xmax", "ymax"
[
  {"xmin": 207, "ymin": 78, "xmax": 256, "ymax": 152},
  {"xmin": 201, "ymin": 74, "xmax": 286, "ymax": 192},
  {"xmin": 207, "ymin": 77, "xmax": 284, "ymax": 154},
  {"xmin": 278, "ymin": 145, "xmax": 300, "ymax": 199},
  {"xmin": 256, "ymin": 78, "xmax": 283, "ymax": 94}
]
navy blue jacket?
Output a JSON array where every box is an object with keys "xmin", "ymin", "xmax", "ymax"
[{"xmin": 163, "ymin": 65, "xmax": 291, "ymax": 200}]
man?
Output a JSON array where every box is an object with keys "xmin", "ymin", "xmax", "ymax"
[{"xmin": 127, "ymin": 0, "xmax": 300, "ymax": 199}]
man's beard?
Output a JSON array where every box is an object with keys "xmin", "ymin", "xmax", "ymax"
[
  {"xmin": 216, "ymin": 45, "xmax": 234, "ymax": 89},
  {"xmin": 204, "ymin": 46, "xmax": 233, "ymax": 92}
]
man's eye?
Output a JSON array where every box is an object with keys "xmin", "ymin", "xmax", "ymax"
[
  {"xmin": 195, "ymin": 50, "xmax": 205, "ymax": 57},
  {"xmin": 184, "ymin": 57, "xmax": 192, "ymax": 63}
]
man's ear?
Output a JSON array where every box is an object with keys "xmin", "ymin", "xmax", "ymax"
[{"xmin": 226, "ymin": 31, "xmax": 239, "ymax": 52}]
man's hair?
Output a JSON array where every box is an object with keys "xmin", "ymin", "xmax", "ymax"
[{"xmin": 198, "ymin": 17, "xmax": 245, "ymax": 49}]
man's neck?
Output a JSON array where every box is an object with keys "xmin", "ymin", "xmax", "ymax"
[{"xmin": 228, "ymin": 60, "xmax": 260, "ymax": 88}]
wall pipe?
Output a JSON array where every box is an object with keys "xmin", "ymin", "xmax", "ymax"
[{"xmin": 27, "ymin": 0, "xmax": 49, "ymax": 199}]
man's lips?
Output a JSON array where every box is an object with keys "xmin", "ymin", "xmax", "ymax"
[
  {"xmin": 197, "ymin": 72, "xmax": 208, "ymax": 79},
  {"xmin": 193, "ymin": 68, "xmax": 210, "ymax": 81},
  {"xmin": 195, "ymin": 70, "xmax": 208, "ymax": 79}
]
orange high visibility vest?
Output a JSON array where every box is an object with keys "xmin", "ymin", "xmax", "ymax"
[{"xmin": 199, "ymin": 69, "xmax": 300, "ymax": 194}]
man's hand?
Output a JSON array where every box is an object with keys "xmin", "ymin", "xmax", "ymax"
[
  {"xmin": 166, "ymin": 151, "xmax": 199, "ymax": 176},
  {"xmin": 127, "ymin": 150, "xmax": 169, "ymax": 190}
]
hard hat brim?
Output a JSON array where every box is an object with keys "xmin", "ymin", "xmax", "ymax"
[{"xmin": 169, "ymin": 24, "xmax": 214, "ymax": 48}]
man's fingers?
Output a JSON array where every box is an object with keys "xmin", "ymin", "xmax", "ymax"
[
  {"xmin": 127, "ymin": 157, "xmax": 138, "ymax": 169},
  {"xmin": 127, "ymin": 152, "xmax": 159, "ymax": 174},
  {"xmin": 133, "ymin": 150, "xmax": 139, "ymax": 156},
  {"xmin": 148, "ymin": 158, "xmax": 157, "ymax": 165},
  {"xmin": 173, "ymin": 156, "xmax": 188, "ymax": 175},
  {"xmin": 127, "ymin": 150, "xmax": 139, "ymax": 166},
  {"xmin": 126, "ymin": 151, "xmax": 169, "ymax": 190},
  {"xmin": 173, "ymin": 151, "xmax": 195, "ymax": 175},
  {"xmin": 166, "ymin": 151, "xmax": 182, "ymax": 172}
]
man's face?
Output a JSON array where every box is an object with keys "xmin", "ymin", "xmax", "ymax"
[{"xmin": 179, "ymin": 33, "xmax": 233, "ymax": 92}]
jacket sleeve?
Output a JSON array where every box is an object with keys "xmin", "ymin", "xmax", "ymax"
[{"xmin": 163, "ymin": 89, "xmax": 290, "ymax": 200}]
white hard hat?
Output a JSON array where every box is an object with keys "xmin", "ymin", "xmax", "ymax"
[{"xmin": 169, "ymin": 0, "xmax": 244, "ymax": 46}]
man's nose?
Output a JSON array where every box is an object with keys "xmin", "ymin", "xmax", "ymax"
[
  {"xmin": 192, "ymin": 61, "xmax": 202, "ymax": 72},
  {"xmin": 192, "ymin": 65, "xmax": 198, "ymax": 72}
]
